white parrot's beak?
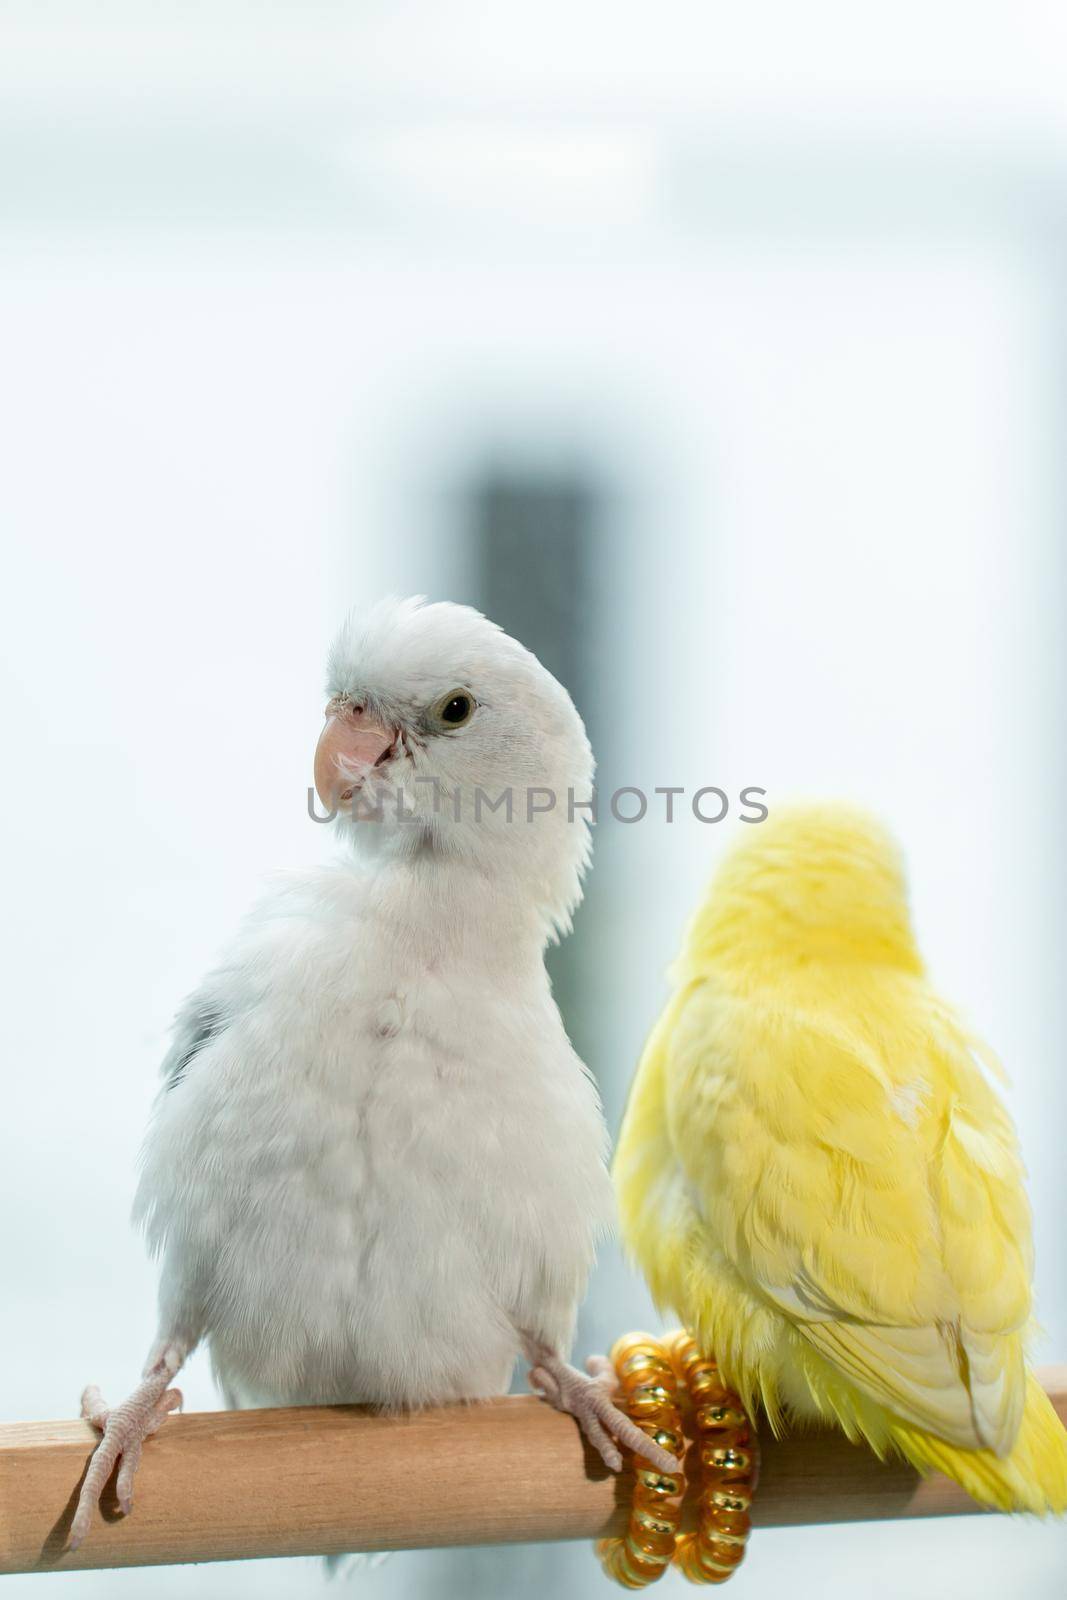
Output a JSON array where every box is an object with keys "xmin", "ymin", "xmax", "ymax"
[{"xmin": 314, "ymin": 702, "xmax": 395, "ymax": 811}]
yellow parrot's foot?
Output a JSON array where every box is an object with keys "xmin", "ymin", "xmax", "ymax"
[{"xmin": 526, "ymin": 1343, "xmax": 681, "ymax": 1476}]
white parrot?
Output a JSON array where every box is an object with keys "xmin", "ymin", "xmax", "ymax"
[{"xmin": 70, "ymin": 595, "xmax": 676, "ymax": 1549}]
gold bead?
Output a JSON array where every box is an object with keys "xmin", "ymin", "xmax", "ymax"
[
  {"xmin": 690, "ymin": 1547, "xmax": 741, "ymax": 1582},
  {"xmin": 705, "ymin": 1509, "xmax": 751, "ymax": 1540},
  {"xmin": 697, "ymin": 1530, "xmax": 747, "ymax": 1553},
  {"xmin": 703, "ymin": 1487, "xmax": 752, "ymax": 1514},
  {"xmin": 619, "ymin": 1545, "xmax": 668, "ymax": 1587},
  {"xmin": 597, "ymin": 1544, "xmax": 643, "ymax": 1589},
  {"xmin": 672, "ymin": 1535, "xmax": 701, "ymax": 1581},
  {"xmin": 630, "ymin": 1431, "xmax": 684, "ymax": 1466},
  {"xmin": 688, "ymin": 1374, "xmax": 729, "ymax": 1406},
  {"xmin": 634, "ymin": 1486, "xmax": 683, "ymax": 1521},
  {"xmin": 676, "ymin": 1540, "xmax": 734, "ymax": 1586},
  {"xmin": 612, "ymin": 1332, "xmax": 664, "ymax": 1363},
  {"xmin": 630, "ymin": 1528, "xmax": 677, "ymax": 1564},
  {"xmin": 606, "ymin": 1550, "xmax": 646, "ymax": 1589},
  {"xmin": 628, "ymin": 1383, "xmax": 677, "ymax": 1415},
  {"xmin": 664, "ymin": 1330, "xmax": 697, "ymax": 1365},
  {"xmin": 700, "ymin": 1538, "xmax": 746, "ymax": 1569},
  {"xmin": 621, "ymin": 1347, "xmax": 674, "ymax": 1370},
  {"xmin": 633, "ymin": 1504, "xmax": 681, "ymax": 1537},
  {"xmin": 637, "ymin": 1469, "xmax": 685, "ymax": 1498},
  {"xmin": 695, "ymin": 1403, "xmax": 747, "ymax": 1432}
]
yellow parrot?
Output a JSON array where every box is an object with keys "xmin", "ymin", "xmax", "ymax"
[{"xmin": 614, "ymin": 804, "xmax": 1067, "ymax": 1513}]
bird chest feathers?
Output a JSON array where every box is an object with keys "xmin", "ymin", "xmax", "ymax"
[{"xmin": 136, "ymin": 867, "xmax": 611, "ymax": 1405}]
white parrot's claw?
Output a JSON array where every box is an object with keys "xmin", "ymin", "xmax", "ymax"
[
  {"xmin": 528, "ymin": 1364, "xmax": 562, "ymax": 1405},
  {"xmin": 530, "ymin": 1352, "xmax": 681, "ymax": 1477},
  {"xmin": 68, "ymin": 1371, "xmax": 182, "ymax": 1551},
  {"xmin": 584, "ymin": 1352, "xmax": 618, "ymax": 1391}
]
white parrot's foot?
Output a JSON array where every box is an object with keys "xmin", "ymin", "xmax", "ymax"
[
  {"xmin": 69, "ymin": 1347, "xmax": 184, "ymax": 1550},
  {"xmin": 527, "ymin": 1348, "xmax": 681, "ymax": 1476}
]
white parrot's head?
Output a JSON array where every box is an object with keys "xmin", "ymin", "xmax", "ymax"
[{"xmin": 314, "ymin": 596, "xmax": 594, "ymax": 937}]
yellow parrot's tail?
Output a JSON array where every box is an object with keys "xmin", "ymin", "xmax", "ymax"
[{"xmin": 888, "ymin": 1375, "xmax": 1067, "ymax": 1515}]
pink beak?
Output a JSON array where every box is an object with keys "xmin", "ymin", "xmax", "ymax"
[{"xmin": 314, "ymin": 703, "xmax": 394, "ymax": 811}]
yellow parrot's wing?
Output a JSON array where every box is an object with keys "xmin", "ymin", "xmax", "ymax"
[{"xmin": 665, "ymin": 982, "xmax": 1033, "ymax": 1454}]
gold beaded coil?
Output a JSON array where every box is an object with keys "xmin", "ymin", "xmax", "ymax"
[
  {"xmin": 596, "ymin": 1330, "xmax": 757, "ymax": 1589},
  {"xmin": 595, "ymin": 1333, "xmax": 688, "ymax": 1588},
  {"xmin": 667, "ymin": 1331, "xmax": 757, "ymax": 1585}
]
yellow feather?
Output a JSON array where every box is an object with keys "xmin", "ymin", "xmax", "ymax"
[{"xmin": 615, "ymin": 804, "xmax": 1067, "ymax": 1513}]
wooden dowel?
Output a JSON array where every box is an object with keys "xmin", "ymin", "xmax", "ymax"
[{"xmin": 2, "ymin": 1366, "xmax": 1064, "ymax": 1575}]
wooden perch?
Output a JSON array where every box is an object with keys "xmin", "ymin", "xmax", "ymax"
[{"xmin": 2, "ymin": 1366, "xmax": 1064, "ymax": 1575}]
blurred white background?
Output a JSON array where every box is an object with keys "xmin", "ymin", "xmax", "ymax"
[{"xmin": 1, "ymin": 3, "xmax": 1065, "ymax": 1596}]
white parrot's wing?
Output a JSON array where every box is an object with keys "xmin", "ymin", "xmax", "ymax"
[
  {"xmin": 160, "ymin": 988, "xmax": 232, "ymax": 1090},
  {"xmin": 157, "ymin": 876, "xmax": 295, "ymax": 1090},
  {"xmin": 665, "ymin": 983, "xmax": 1032, "ymax": 1454}
]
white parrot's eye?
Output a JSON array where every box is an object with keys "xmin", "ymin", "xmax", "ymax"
[{"xmin": 428, "ymin": 690, "xmax": 477, "ymax": 730}]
